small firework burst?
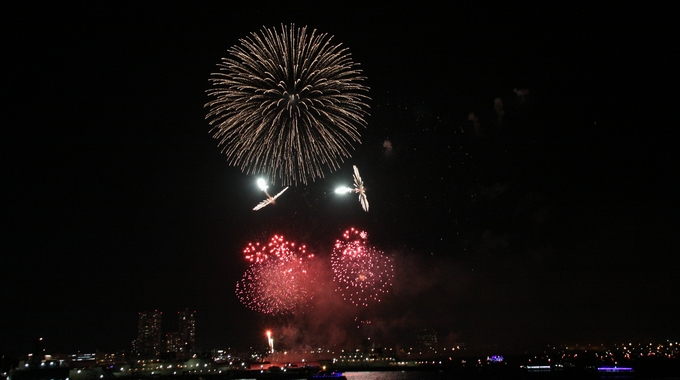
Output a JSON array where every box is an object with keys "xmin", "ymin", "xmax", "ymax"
[
  {"xmin": 331, "ymin": 228, "xmax": 393, "ymax": 307},
  {"xmin": 236, "ymin": 235, "xmax": 315, "ymax": 315}
]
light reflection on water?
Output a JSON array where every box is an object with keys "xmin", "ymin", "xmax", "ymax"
[
  {"xmin": 343, "ymin": 371, "xmax": 448, "ymax": 380},
  {"xmin": 232, "ymin": 371, "xmax": 449, "ymax": 380},
  {"xmin": 232, "ymin": 370, "xmax": 449, "ymax": 380}
]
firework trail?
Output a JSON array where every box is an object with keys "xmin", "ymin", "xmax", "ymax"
[
  {"xmin": 335, "ymin": 165, "xmax": 369, "ymax": 212},
  {"xmin": 331, "ymin": 228, "xmax": 393, "ymax": 307},
  {"xmin": 253, "ymin": 178, "xmax": 288, "ymax": 211},
  {"xmin": 206, "ymin": 24, "xmax": 370, "ymax": 186},
  {"xmin": 236, "ymin": 235, "xmax": 315, "ymax": 315},
  {"xmin": 266, "ymin": 330, "xmax": 274, "ymax": 354}
]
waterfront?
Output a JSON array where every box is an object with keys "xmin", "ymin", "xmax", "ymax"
[
  {"xmin": 6, "ymin": 362, "xmax": 679, "ymax": 380},
  {"xmin": 4, "ymin": 339, "xmax": 679, "ymax": 380}
]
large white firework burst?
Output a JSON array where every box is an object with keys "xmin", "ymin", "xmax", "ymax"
[{"xmin": 206, "ymin": 24, "xmax": 370, "ymax": 186}]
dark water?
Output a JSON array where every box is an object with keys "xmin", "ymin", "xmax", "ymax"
[
  {"xmin": 343, "ymin": 372, "xmax": 453, "ymax": 379},
  {"xmin": 225, "ymin": 364, "xmax": 679, "ymax": 380},
  {"xmin": 339, "ymin": 370, "xmax": 671, "ymax": 380},
  {"xmin": 232, "ymin": 372, "xmax": 454, "ymax": 380},
  {"xmin": 232, "ymin": 369, "xmax": 645, "ymax": 380}
]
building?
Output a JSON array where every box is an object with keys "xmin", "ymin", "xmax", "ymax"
[
  {"xmin": 177, "ymin": 309, "xmax": 196, "ymax": 353},
  {"xmin": 164, "ymin": 332, "xmax": 182, "ymax": 353},
  {"xmin": 133, "ymin": 310, "xmax": 162, "ymax": 357}
]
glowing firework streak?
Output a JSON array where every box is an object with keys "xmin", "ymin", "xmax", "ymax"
[
  {"xmin": 266, "ymin": 330, "xmax": 274, "ymax": 354},
  {"xmin": 335, "ymin": 165, "xmax": 369, "ymax": 212},
  {"xmin": 331, "ymin": 228, "xmax": 393, "ymax": 307},
  {"xmin": 253, "ymin": 178, "xmax": 288, "ymax": 211},
  {"xmin": 236, "ymin": 235, "xmax": 315, "ymax": 314}
]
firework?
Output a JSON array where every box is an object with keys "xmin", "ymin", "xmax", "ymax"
[
  {"xmin": 236, "ymin": 235, "xmax": 315, "ymax": 314},
  {"xmin": 206, "ymin": 24, "xmax": 370, "ymax": 186},
  {"xmin": 335, "ymin": 165, "xmax": 369, "ymax": 212},
  {"xmin": 253, "ymin": 178, "xmax": 288, "ymax": 211},
  {"xmin": 266, "ymin": 330, "xmax": 274, "ymax": 354},
  {"xmin": 331, "ymin": 228, "xmax": 393, "ymax": 307}
]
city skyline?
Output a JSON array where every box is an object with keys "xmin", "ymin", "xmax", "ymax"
[
  {"xmin": 3, "ymin": 3, "xmax": 678, "ymax": 355},
  {"xmin": 131, "ymin": 309, "xmax": 196, "ymax": 357}
]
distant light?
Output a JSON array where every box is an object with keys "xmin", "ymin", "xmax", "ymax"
[
  {"xmin": 525, "ymin": 365, "xmax": 550, "ymax": 370},
  {"xmin": 598, "ymin": 367, "xmax": 633, "ymax": 373}
]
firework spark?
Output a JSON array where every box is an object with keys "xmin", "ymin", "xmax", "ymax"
[
  {"xmin": 253, "ymin": 178, "xmax": 288, "ymax": 211},
  {"xmin": 331, "ymin": 228, "xmax": 393, "ymax": 307},
  {"xmin": 335, "ymin": 165, "xmax": 369, "ymax": 212},
  {"xmin": 236, "ymin": 235, "xmax": 315, "ymax": 315},
  {"xmin": 206, "ymin": 24, "xmax": 370, "ymax": 186}
]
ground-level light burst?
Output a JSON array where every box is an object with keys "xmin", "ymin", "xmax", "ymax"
[
  {"xmin": 236, "ymin": 235, "xmax": 315, "ymax": 315},
  {"xmin": 331, "ymin": 228, "xmax": 394, "ymax": 307},
  {"xmin": 206, "ymin": 23, "xmax": 370, "ymax": 186}
]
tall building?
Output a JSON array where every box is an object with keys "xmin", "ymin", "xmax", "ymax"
[
  {"xmin": 165, "ymin": 332, "xmax": 182, "ymax": 353},
  {"xmin": 134, "ymin": 310, "xmax": 162, "ymax": 357},
  {"xmin": 177, "ymin": 308, "xmax": 196, "ymax": 353}
]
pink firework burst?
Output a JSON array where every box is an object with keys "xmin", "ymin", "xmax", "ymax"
[
  {"xmin": 331, "ymin": 228, "xmax": 394, "ymax": 307},
  {"xmin": 236, "ymin": 235, "xmax": 315, "ymax": 315}
]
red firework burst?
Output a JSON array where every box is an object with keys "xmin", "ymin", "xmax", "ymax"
[
  {"xmin": 235, "ymin": 235, "xmax": 315, "ymax": 315},
  {"xmin": 331, "ymin": 228, "xmax": 394, "ymax": 307}
]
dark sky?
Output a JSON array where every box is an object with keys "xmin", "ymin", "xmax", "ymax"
[{"xmin": 2, "ymin": 3, "xmax": 678, "ymax": 355}]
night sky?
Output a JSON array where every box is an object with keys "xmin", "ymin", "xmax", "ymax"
[{"xmin": 3, "ymin": 3, "xmax": 678, "ymax": 355}]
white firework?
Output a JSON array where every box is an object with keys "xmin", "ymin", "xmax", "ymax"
[
  {"xmin": 335, "ymin": 165, "xmax": 369, "ymax": 212},
  {"xmin": 205, "ymin": 24, "xmax": 370, "ymax": 186},
  {"xmin": 253, "ymin": 178, "xmax": 288, "ymax": 211}
]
